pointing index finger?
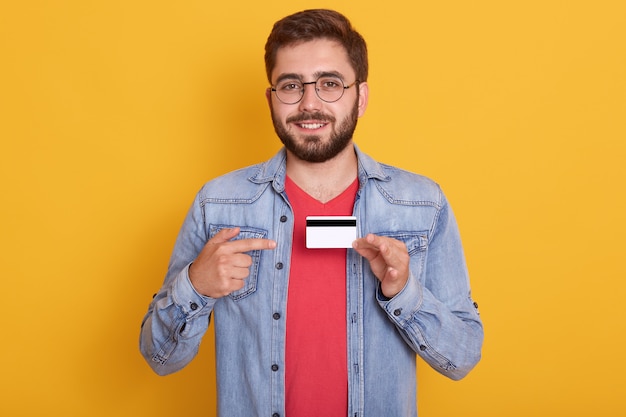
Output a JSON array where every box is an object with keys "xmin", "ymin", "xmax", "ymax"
[{"xmin": 227, "ymin": 237, "xmax": 277, "ymax": 253}]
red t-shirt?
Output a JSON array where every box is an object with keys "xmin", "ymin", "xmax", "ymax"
[{"xmin": 284, "ymin": 176, "xmax": 358, "ymax": 417}]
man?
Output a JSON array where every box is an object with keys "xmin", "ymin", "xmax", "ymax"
[{"xmin": 140, "ymin": 9, "xmax": 483, "ymax": 417}]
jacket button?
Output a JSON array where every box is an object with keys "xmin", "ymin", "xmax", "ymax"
[
  {"xmin": 419, "ymin": 344, "xmax": 427, "ymax": 351},
  {"xmin": 280, "ymin": 215, "xmax": 288, "ymax": 222},
  {"xmin": 273, "ymin": 414, "xmax": 280, "ymax": 417},
  {"xmin": 190, "ymin": 302, "xmax": 198, "ymax": 311},
  {"xmin": 273, "ymin": 312, "xmax": 281, "ymax": 320},
  {"xmin": 271, "ymin": 364, "xmax": 279, "ymax": 372},
  {"xmin": 393, "ymin": 308, "xmax": 402, "ymax": 316},
  {"xmin": 276, "ymin": 262, "xmax": 283, "ymax": 270}
]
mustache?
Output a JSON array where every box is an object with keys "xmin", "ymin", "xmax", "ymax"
[{"xmin": 286, "ymin": 112, "xmax": 336, "ymax": 124}]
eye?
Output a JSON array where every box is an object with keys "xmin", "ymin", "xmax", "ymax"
[
  {"xmin": 278, "ymin": 81, "xmax": 302, "ymax": 92},
  {"xmin": 318, "ymin": 77, "xmax": 343, "ymax": 90}
]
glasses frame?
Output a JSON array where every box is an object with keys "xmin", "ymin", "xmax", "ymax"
[{"xmin": 270, "ymin": 76, "xmax": 359, "ymax": 105}]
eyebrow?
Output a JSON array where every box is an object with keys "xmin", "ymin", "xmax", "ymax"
[{"xmin": 274, "ymin": 70, "xmax": 346, "ymax": 84}]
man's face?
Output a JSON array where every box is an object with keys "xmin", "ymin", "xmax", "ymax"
[{"xmin": 267, "ymin": 39, "xmax": 368, "ymax": 163}]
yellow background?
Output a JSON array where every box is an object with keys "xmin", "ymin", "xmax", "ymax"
[{"xmin": 1, "ymin": 0, "xmax": 625, "ymax": 415}]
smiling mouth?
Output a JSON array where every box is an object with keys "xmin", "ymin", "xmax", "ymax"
[
  {"xmin": 298, "ymin": 122, "xmax": 327, "ymax": 130},
  {"xmin": 288, "ymin": 112, "xmax": 334, "ymax": 130}
]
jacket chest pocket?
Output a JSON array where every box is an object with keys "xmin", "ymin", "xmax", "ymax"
[{"xmin": 208, "ymin": 224, "xmax": 268, "ymax": 301}]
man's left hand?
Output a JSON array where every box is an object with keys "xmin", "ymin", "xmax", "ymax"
[{"xmin": 352, "ymin": 234, "xmax": 410, "ymax": 298}]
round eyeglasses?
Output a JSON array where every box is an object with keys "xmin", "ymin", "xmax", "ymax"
[{"xmin": 270, "ymin": 75, "xmax": 358, "ymax": 105}]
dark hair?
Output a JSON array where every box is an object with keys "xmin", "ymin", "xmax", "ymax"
[{"xmin": 264, "ymin": 9, "xmax": 368, "ymax": 83}]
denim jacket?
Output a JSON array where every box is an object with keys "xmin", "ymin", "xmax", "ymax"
[{"xmin": 140, "ymin": 145, "xmax": 483, "ymax": 417}]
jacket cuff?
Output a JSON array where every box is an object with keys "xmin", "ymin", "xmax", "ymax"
[
  {"xmin": 377, "ymin": 272, "xmax": 423, "ymax": 322},
  {"xmin": 171, "ymin": 263, "xmax": 215, "ymax": 317}
]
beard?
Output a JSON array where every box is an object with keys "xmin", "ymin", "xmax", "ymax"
[{"xmin": 270, "ymin": 97, "xmax": 359, "ymax": 163}]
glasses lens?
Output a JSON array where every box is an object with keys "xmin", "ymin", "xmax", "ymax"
[
  {"xmin": 275, "ymin": 80, "xmax": 303, "ymax": 104},
  {"xmin": 315, "ymin": 76, "xmax": 345, "ymax": 103}
]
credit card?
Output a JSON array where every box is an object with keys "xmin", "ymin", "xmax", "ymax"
[{"xmin": 305, "ymin": 216, "xmax": 357, "ymax": 248}]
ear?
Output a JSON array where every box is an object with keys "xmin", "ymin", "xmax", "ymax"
[
  {"xmin": 265, "ymin": 88, "xmax": 272, "ymax": 106},
  {"xmin": 357, "ymin": 82, "xmax": 369, "ymax": 117}
]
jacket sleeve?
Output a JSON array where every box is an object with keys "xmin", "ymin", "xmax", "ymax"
[
  {"xmin": 377, "ymin": 195, "xmax": 484, "ymax": 380},
  {"xmin": 139, "ymin": 193, "xmax": 217, "ymax": 376}
]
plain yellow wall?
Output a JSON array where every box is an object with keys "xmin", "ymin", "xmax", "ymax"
[{"xmin": 1, "ymin": 0, "xmax": 625, "ymax": 415}]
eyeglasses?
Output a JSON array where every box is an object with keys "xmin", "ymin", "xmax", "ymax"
[{"xmin": 270, "ymin": 75, "xmax": 358, "ymax": 105}]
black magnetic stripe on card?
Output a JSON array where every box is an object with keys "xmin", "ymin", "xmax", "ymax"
[{"xmin": 306, "ymin": 219, "xmax": 357, "ymax": 227}]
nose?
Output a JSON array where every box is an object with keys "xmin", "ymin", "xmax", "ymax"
[{"xmin": 298, "ymin": 81, "xmax": 321, "ymax": 111}]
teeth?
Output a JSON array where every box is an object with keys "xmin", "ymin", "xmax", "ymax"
[{"xmin": 300, "ymin": 123, "xmax": 325, "ymax": 129}]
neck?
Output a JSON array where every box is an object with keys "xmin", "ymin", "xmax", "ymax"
[{"xmin": 286, "ymin": 144, "xmax": 358, "ymax": 204}]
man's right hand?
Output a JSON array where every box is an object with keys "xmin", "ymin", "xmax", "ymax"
[{"xmin": 189, "ymin": 227, "xmax": 276, "ymax": 298}]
